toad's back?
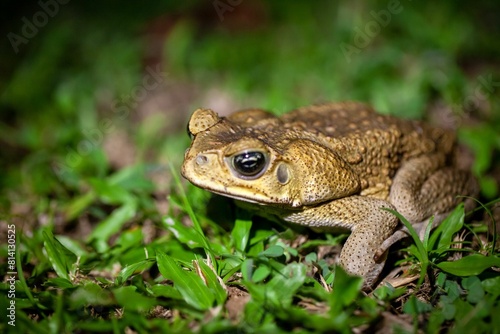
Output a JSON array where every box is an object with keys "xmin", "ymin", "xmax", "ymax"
[{"xmin": 277, "ymin": 102, "xmax": 457, "ymax": 199}]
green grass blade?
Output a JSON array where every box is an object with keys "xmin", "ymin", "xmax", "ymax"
[
  {"xmin": 384, "ymin": 208, "xmax": 429, "ymax": 286},
  {"xmin": 167, "ymin": 161, "xmax": 213, "ymax": 254},
  {"xmin": 385, "ymin": 209, "xmax": 427, "ymax": 258},
  {"xmin": 196, "ymin": 258, "xmax": 228, "ymax": 304},
  {"xmin": 16, "ymin": 231, "xmax": 44, "ymax": 309},
  {"xmin": 43, "ymin": 230, "xmax": 77, "ymax": 281},
  {"xmin": 422, "ymin": 215, "xmax": 434, "ymax": 250},
  {"xmin": 156, "ymin": 252, "xmax": 215, "ymax": 310},
  {"xmin": 162, "ymin": 216, "xmax": 205, "ymax": 249},
  {"xmin": 428, "ymin": 204, "xmax": 464, "ymax": 254}
]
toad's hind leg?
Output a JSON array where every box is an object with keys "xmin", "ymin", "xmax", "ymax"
[{"xmin": 388, "ymin": 154, "xmax": 478, "ymax": 238}]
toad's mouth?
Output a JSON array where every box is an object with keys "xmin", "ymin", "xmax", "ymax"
[
  {"xmin": 205, "ymin": 187, "xmax": 303, "ymax": 211},
  {"xmin": 204, "ymin": 188, "xmax": 264, "ymax": 205},
  {"xmin": 185, "ymin": 176, "xmax": 297, "ymax": 207}
]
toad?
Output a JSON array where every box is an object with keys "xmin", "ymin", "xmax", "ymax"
[{"xmin": 181, "ymin": 102, "xmax": 477, "ymax": 287}]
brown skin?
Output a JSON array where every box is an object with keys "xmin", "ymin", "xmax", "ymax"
[{"xmin": 181, "ymin": 102, "xmax": 478, "ymax": 287}]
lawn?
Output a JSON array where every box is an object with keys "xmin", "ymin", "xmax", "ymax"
[{"xmin": 1, "ymin": 1, "xmax": 499, "ymax": 333}]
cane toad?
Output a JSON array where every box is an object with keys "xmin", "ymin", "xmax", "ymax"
[{"xmin": 181, "ymin": 102, "xmax": 477, "ymax": 287}]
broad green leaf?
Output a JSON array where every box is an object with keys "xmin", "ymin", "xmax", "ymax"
[
  {"xmin": 265, "ymin": 262, "xmax": 307, "ymax": 307},
  {"xmin": 304, "ymin": 252, "xmax": 317, "ymax": 263},
  {"xmin": 462, "ymin": 276, "xmax": 484, "ymax": 304},
  {"xmin": 248, "ymin": 229, "xmax": 275, "ymax": 246},
  {"xmin": 482, "ymin": 276, "xmax": 500, "ymax": 295},
  {"xmin": 444, "ymin": 279, "xmax": 462, "ymax": 301},
  {"xmin": 436, "ymin": 272, "xmax": 447, "ymax": 288},
  {"xmin": 241, "ymin": 258, "xmax": 254, "ymax": 282},
  {"xmin": 285, "ymin": 245, "xmax": 299, "ymax": 257},
  {"xmin": 247, "ymin": 239, "xmax": 265, "ymax": 257},
  {"xmin": 329, "ymin": 266, "xmax": 363, "ymax": 314},
  {"xmin": 373, "ymin": 283, "xmax": 396, "ymax": 301},
  {"xmin": 436, "ymin": 254, "xmax": 500, "ymax": 276},
  {"xmin": 441, "ymin": 297, "xmax": 456, "ymax": 320},
  {"xmin": 403, "ymin": 295, "xmax": 433, "ymax": 315},
  {"xmin": 231, "ymin": 216, "xmax": 252, "ymax": 252},
  {"xmin": 252, "ymin": 264, "xmax": 271, "ymax": 283},
  {"xmin": 259, "ymin": 245, "xmax": 284, "ymax": 258},
  {"xmin": 156, "ymin": 252, "xmax": 214, "ymax": 310},
  {"xmin": 317, "ymin": 259, "xmax": 332, "ymax": 278},
  {"xmin": 43, "ymin": 230, "xmax": 77, "ymax": 280},
  {"xmin": 243, "ymin": 263, "xmax": 305, "ymax": 310}
]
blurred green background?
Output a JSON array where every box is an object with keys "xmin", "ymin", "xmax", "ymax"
[{"xmin": 1, "ymin": 0, "xmax": 499, "ymax": 222}]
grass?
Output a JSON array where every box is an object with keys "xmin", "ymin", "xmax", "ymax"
[{"xmin": 1, "ymin": 1, "xmax": 500, "ymax": 333}]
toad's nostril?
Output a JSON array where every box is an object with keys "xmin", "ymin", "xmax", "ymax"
[{"xmin": 196, "ymin": 154, "xmax": 208, "ymax": 166}]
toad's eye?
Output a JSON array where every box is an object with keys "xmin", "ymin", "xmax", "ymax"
[{"xmin": 231, "ymin": 151, "xmax": 268, "ymax": 178}]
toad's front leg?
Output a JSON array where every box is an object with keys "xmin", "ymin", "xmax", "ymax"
[{"xmin": 281, "ymin": 196, "xmax": 399, "ymax": 288}]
